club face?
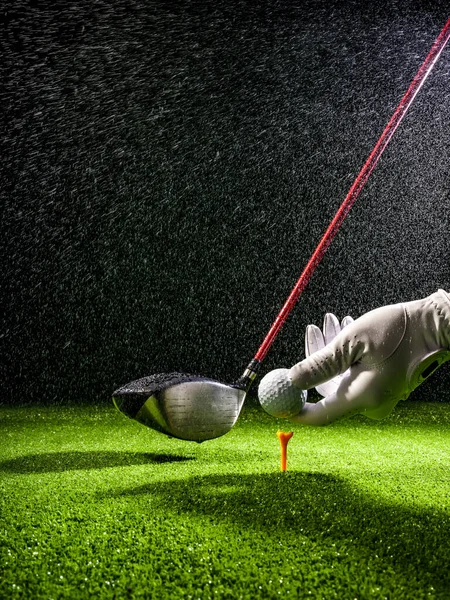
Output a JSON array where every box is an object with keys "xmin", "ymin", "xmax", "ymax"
[{"xmin": 113, "ymin": 377, "xmax": 246, "ymax": 442}]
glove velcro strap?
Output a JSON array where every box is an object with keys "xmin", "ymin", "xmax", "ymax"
[{"xmin": 407, "ymin": 349, "xmax": 450, "ymax": 392}]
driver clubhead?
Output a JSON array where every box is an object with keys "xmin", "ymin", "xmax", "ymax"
[{"xmin": 113, "ymin": 373, "xmax": 246, "ymax": 442}]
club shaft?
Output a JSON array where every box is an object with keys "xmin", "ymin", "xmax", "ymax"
[{"xmin": 253, "ymin": 18, "xmax": 450, "ymax": 364}]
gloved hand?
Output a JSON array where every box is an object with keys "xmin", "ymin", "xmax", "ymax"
[{"xmin": 289, "ymin": 289, "xmax": 450, "ymax": 425}]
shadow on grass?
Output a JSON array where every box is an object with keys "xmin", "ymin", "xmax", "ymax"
[
  {"xmin": 0, "ymin": 451, "xmax": 195, "ymax": 473},
  {"xmin": 105, "ymin": 471, "xmax": 449, "ymax": 594}
]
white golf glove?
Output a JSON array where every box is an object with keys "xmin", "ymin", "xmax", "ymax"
[{"xmin": 289, "ymin": 289, "xmax": 450, "ymax": 425}]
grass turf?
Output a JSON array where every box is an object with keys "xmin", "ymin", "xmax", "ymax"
[{"xmin": 1, "ymin": 401, "xmax": 449, "ymax": 599}]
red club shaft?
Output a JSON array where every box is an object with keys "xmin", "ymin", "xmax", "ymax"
[{"xmin": 254, "ymin": 18, "xmax": 450, "ymax": 363}]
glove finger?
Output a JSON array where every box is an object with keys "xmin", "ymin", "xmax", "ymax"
[
  {"xmin": 341, "ymin": 315, "xmax": 354, "ymax": 329},
  {"xmin": 315, "ymin": 377, "xmax": 343, "ymax": 398},
  {"xmin": 323, "ymin": 313, "xmax": 341, "ymax": 345},
  {"xmin": 316, "ymin": 314, "xmax": 349, "ymax": 397},
  {"xmin": 306, "ymin": 321, "xmax": 341, "ymax": 397},
  {"xmin": 305, "ymin": 324, "xmax": 325, "ymax": 358},
  {"xmin": 290, "ymin": 364, "xmax": 379, "ymax": 425},
  {"xmin": 290, "ymin": 320, "xmax": 364, "ymax": 390}
]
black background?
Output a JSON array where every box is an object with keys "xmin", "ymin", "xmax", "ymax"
[{"xmin": 2, "ymin": 0, "xmax": 449, "ymax": 405}]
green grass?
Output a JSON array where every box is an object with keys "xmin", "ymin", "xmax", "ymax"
[{"xmin": 1, "ymin": 402, "xmax": 449, "ymax": 599}]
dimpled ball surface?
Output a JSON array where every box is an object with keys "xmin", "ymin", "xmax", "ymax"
[{"xmin": 258, "ymin": 368, "xmax": 307, "ymax": 418}]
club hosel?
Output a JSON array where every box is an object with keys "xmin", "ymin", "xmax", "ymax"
[{"xmin": 234, "ymin": 359, "xmax": 261, "ymax": 392}]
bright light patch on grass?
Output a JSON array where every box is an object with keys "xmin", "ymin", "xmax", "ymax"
[{"xmin": 1, "ymin": 402, "xmax": 449, "ymax": 598}]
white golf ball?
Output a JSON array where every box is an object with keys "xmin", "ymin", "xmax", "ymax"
[{"xmin": 258, "ymin": 368, "xmax": 307, "ymax": 418}]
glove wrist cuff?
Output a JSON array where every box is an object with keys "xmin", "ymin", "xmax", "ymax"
[{"xmin": 430, "ymin": 290, "xmax": 450, "ymax": 349}]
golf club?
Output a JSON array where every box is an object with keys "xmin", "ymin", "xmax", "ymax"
[{"xmin": 113, "ymin": 19, "xmax": 450, "ymax": 442}]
